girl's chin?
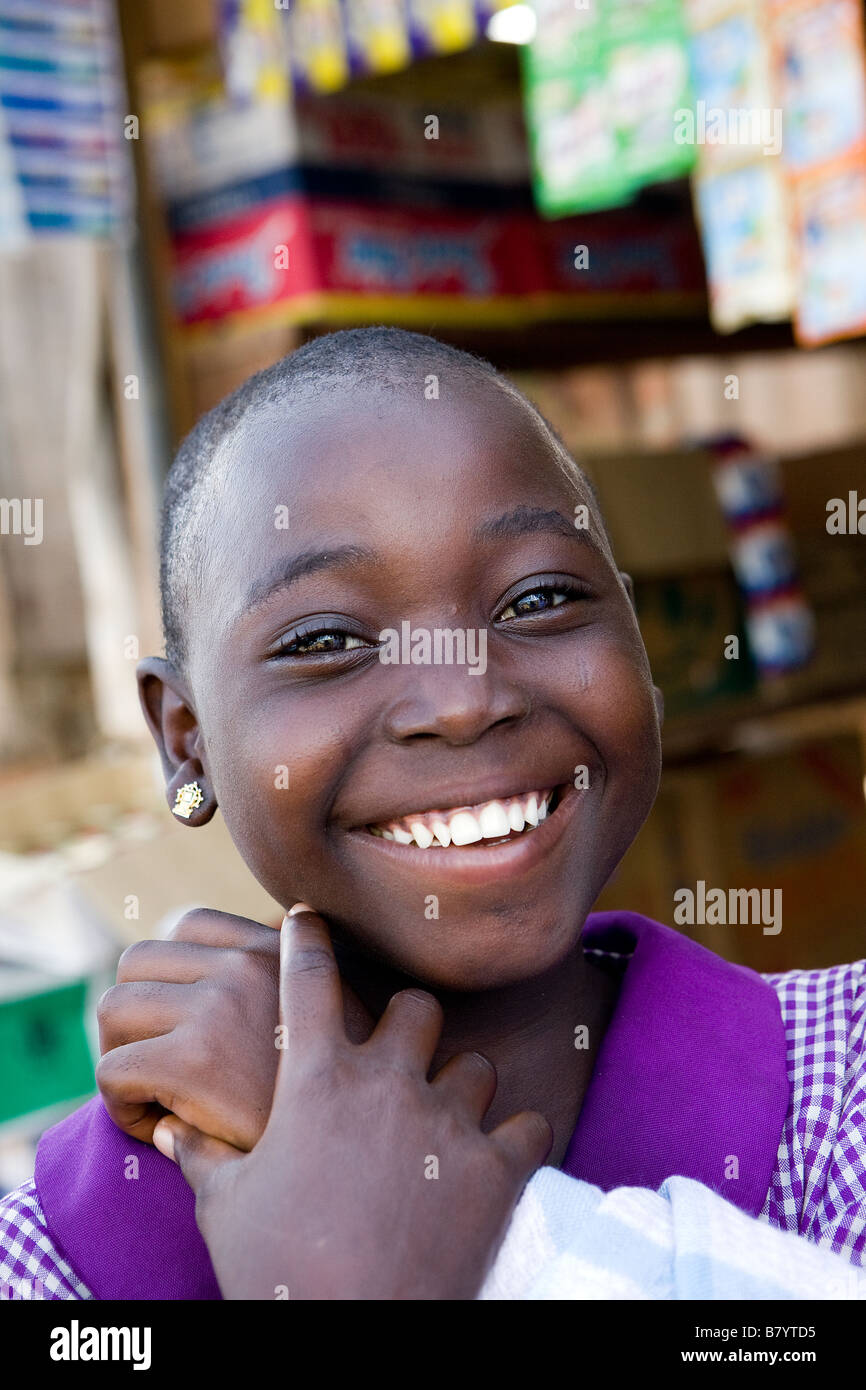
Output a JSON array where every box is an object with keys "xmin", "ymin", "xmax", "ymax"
[{"xmin": 351, "ymin": 922, "xmax": 586, "ymax": 994}]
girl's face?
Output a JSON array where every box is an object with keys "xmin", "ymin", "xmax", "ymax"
[{"xmin": 162, "ymin": 380, "xmax": 662, "ymax": 990}]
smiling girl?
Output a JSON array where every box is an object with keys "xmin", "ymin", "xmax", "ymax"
[{"xmin": 2, "ymin": 328, "xmax": 864, "ymax": 1299}]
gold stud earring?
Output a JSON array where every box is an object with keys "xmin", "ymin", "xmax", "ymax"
[{"xmin": 173, "ymin": 781, "xmax": 204, "ymax": 820}]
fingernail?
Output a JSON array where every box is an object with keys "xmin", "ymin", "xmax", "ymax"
[
  {"xmin": 286, "ymin": 902, "xmax": 315, "ymax": 917},
  {"xmin": 153, "ymin": 1119, "xmax": 175, "ymax": 1162}
]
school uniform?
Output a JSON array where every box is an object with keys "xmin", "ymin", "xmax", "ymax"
[{"xmin": 1, "ymin": 912, "xmax": 864, "ymax": 1299}]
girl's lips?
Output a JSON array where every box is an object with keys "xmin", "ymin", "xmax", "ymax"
[{"xmin": 344, "ymin": 781, "xmax": 584, "ymax": 888}]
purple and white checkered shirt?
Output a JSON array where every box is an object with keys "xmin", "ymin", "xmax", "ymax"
[
  {"xmin": 761, "ymin": 958, "xmax": 866, "ymax": 1263},
  {"xmin": 2, "ymin": 955, "xmax": 865, "ymax": 1299}
]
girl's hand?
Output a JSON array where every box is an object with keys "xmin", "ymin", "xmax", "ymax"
[
  {"xmin": 152, "ymin": 908, "xmax": 552, "ymax": 1301},
  {"xmin": 95, "ymin": 908, "xmax": 374, "ymax": 1150}
]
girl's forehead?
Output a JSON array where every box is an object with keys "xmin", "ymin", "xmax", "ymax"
[
  {"xmin": 198, "ymin": 387, "xmax": 606, "ymax": 618},
  {"xmin": 226, "ymin": 380, "xmax": 581, "ymax": 510}
]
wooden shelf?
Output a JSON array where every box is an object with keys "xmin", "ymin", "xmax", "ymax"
[{"xmin": 663, "ymin": 682, "xmax": 866, "ymax": 765}]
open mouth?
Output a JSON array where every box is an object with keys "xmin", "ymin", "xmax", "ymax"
[{"xmin": 365, "ymin": 785, "xmax": 564, "ymax": 850}]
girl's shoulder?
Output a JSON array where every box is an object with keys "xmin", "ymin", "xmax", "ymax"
[
  {"xmin": 0, "ymin": 1178, "xmax": 91, "ymax": 1300},
  {"xmin": 764, "ymin": 955, "xmax": 866, "ymax": 1060}
]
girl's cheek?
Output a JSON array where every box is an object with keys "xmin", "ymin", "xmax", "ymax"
[{"xmin": 567, "ymin": 629, "xmax": 658, "ymax": 727}]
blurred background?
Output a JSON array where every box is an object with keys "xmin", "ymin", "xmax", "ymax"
[{"xmin": 0, "ymin": 0, "xmax": 865, "ymax": 1191}]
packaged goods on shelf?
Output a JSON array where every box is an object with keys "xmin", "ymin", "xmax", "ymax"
[
  {"xmin": 142, "ymin": 41, "xmax": 706, "ymax": 330},
  {"xmin": 0, "ymin": 0, "xmax": 132, "ymax": 237},
  {"xmin": 772, "ymin": 0, "xmax": 866, "ymax": 174},
  {"xmin": 685, "ymin": 0, "xmax": 794, "ymax": 332},
  {"xmin": 685, "ymin": 0, "xmax": 866, "ymax": 343},
  {"xmin": 791, "ymin": 157, "xmax": 866, "ymax": 346},
  {"xmin": 776, "ymin": 0, "xmax": 866, "ymax": 345},
  {"xmin": 521, "ymin": 0, "xmax": 695, "ymax": 217},
  {"xmin": 707, "ymin": 437, "xmax": 816, "ymax": 676},
  {"xmin": 276, "ymin": 0, "xmax": 502, "ymax": 93},
  {"xmin": 693, "ymin": 161, "xmax": 794, "ymax": 332},
  {"xmin": 0, "ymin": 105, "xmax": 27, "ymax": 249}
]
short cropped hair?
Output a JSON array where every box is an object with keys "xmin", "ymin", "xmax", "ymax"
[{"xmin": 159, "ymin": 326, "xmax": 596, "ymax": 670}]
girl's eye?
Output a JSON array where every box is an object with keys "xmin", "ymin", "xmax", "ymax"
[
  {"xmin": 277, "ymin": 629, "xmax": 370, "ymax": 657},
  {"xmin": 498, "ymin": 585, "xmax": 581, "ymax": 621}
]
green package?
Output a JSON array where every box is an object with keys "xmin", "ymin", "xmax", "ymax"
[{"xmin": 521, "ymin": 0, "xmax": 696, "ymax": 217}]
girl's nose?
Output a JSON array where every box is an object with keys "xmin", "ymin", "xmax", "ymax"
[{"xmin": 380, "ymin": 664, "xmax": 531, "ymax": 746}]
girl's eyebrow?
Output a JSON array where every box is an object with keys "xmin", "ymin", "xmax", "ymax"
[
  {"xmin": 239, "ymin": 544, "xmax": 377, "ymax": 620},
  {"xmin": 237, "ymin": 507, "xmax": 601, "ymax": 624},
  {"xmin": 474, "ymin": 506, "xmax": 604, "ymax": 556}
]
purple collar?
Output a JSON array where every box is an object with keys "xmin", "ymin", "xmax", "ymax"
[
  {"xmin": 35, "ymin": 1094, "xmax": 220, "ymax": 1300},
  {"xmin": 36, "ymin": 912, "xmax": 789, "ymax": 1298},
  {"xmin": 563, "ymin": 912, "xmax": 790, "ymax": 1214}
]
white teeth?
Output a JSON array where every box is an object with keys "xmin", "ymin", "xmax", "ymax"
[
  {"xmin": 369, "ymin": 788, "xmax": 557, "ymax": 847},
  {"xmin": 478, "ymin": 801, "xmax": 510, "ymax": 839},
  {"xmin": 449, "ymin": 811, "xmax": 484, "ymax": 846},
  {"xmin": 409, "ymin": 820, "xmax": 434, "ymax": 849},
  {"xmin": 431, "ymin": 818, "xmax": 452, "ymax": 848}
]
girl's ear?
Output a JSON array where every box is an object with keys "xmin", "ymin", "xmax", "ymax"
[
  {"xmin": 136, "ymin": 656, "xmax": 217, "ymax": 826},
  {"xmin": 653, "ymin": 683, "xmax": 665, "ymax": 727},
  {"xmin": 620, "ymin": 572, "xmax": 665, "ymax": 728}
]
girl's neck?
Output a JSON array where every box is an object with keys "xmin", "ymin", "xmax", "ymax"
[{"xmin": 334, "ymin": 937, "xmax": 620, "ymax": 1167}]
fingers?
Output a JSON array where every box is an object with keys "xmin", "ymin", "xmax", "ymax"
[
  {"xmin": 430, "ymin": 1050, "xmax": 497, "ymax": 1120},
  {"xmin": 96, "ymin": 1038, "xmax": 174, "ymax": 1142},
  {"xmin": 102, "ymin": 1099, "xmax": 165, "ymax": 1146},
  {"xmin": 341, "ymin": 983, "xmax": 377, "ymax": 1046},
  {"xmin": 168, "ymin": 908, "xmax": 280, "ymax": 948},
  {"xmin": 153, "ymin": 1115, "xmax": 243, "ymax": 1192},
  {"xmin": 372, "ymin": 989, "xmax": 444, "ymax": 1075},
  {"xmin": 277, "ymin": 907, "xmax": 345, "ymax": 1070},
  {"xmin": 96, "ymin": 1036, "xmax": 179, "ymax": 1102},
  {"xmin": 117, "ymin": 939, "xmax": 218, "ymax": 985},
  {"xmin": 489, "ymin": 1110, "xmax": 553, "ymax": 1178},
  {"xmin": 97, "ymin": 981, "xmax": 187, "ymax": 1052},
  {"xmin": 116, "ymin": 936, "xmax": 276, "ymax": 987}
]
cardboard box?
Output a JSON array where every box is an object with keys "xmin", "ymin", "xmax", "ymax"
[
  {"xmin": 634, "ymin": 569, "xmax": 757, "ymax": 718},
  {"xmin": 584, "ymin": 452, "xmax": 731, "ymax": 576},
  {"xmin": 592, "ymin": 780, "xmax": 682, "ymax": 926},
  {"xmin": 668, "ymin": 735, "xmax": 866, "ymax": 973}
]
